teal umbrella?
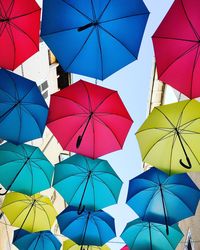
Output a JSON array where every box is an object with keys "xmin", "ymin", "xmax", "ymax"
[
  {"xmin": 53, "ymin": 154, "xmax": 122, "ymax": 213},
  {"xmin": 121, "ymin": 218, "xmax": 183, "ymax": 250},
  {"xmin": 0, "ymin": 142, "xmax": 54, "ymax": 196}
]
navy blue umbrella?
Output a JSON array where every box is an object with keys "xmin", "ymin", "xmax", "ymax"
[
  {"xmin": 126, "ymin": 167, "xmax": 200, "ymax": 234},
  {"xmin": 13, "ymin": 229, "xmax": 61, "ymax": 250},
  {"xmin": 0, "ymin": 69, "xmax": 48, "ymax": 144},
  {"xmin": 57, "ymin": 206, "xmax": 116, "ymax": 249},
  {"xmin": 41, "ymin": 0, "xmax": 149, "ymax": 80}
]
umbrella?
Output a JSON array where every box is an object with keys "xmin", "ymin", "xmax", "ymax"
[
  {"xmin": 126, "ymin": 167, "xmax": 200, "ymax": 234},
  {"xmin": 63, "ymin": 239, "xmax": 110, "ymax": 250},
  {"xmin": 121, "ymin": 246, "xmax": 129, "ymax": 250},
  {"xmin": 136, "ymin": 99, "xmax": 200, "ymax": 173},
  {"xmin": 0, "ymin": 69, "xmax": 48, "ymax": 144},
  {"xmin": 120, "ymin": 219, "xmax": 183, "ymax": 250},
  {"xmin": 57, "ymin": 206, "xmax": 116, "ymax": 249},
  {"xmin": 152, "ymin": 0, "xmax": 200, "ymax": 99},
  {"xmin": 1, "ymin": 192, "xmax": 57, "ymax": 232},
  {"xmin": 13, "ymin": 229, "xmax": 61, "ymax": 250},
  {"xmin": 53, "ymin": 154, "xmax": 122, "ymax": 214},
  {"xmin": 41, "ymin": 0, "xmax": 149, "ymax": 80},
  {"xmin": 0, "ymin": 0, "xmax": 41, "ymax": 70},
  {"xmin": 47, "ymin": 80, "xmax": 133, "ymax": 159},
  {"xmin": 0, "ymin": 142, "xmax": 54, "ymax": 196}
]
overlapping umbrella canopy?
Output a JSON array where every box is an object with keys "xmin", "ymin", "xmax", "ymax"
[
  {"xmin": 41, "ymin": 0, "xmax": 149, "ymax": 80},
  {"xmin": 63, "ymin": 239, "xmax": 110, "ymax": 250}
]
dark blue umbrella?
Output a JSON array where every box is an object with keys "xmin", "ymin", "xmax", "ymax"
[
  {"xmin": 0, "ymin": 69, "xmax": 48, "ymax": 144},
  {"xmin": 126, "ymin": 167, "xmax": 200, "ymax": 234},
  {"xmin": 13, "ymin": 229, "xmax": 61, "ymax": 250},
  {"xmin": 41, "ymin": 0, "xmax": 149, "ymax": 80},
  {"xmin": 57, "ymin": 206, "xmax": 116, "ymax": 249}
]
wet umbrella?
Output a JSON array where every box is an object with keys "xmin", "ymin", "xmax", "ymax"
[
  {"xmin": 47, "ymin": 80, "xmax": 133, "ymax": 159},
  {"xmin": 0, "ymin": 142, "xmax": 54, "ymax": 196},
  {"xmin": 126, "ymin": 167, "xmax": 200, "ymax": 234},
  {"xmin": 0, "ymin": 69, "xmax": 48, "ymax": 144},
  {"xmin": 63, "ymin": 239, "xmax": 110, "ymax": 250},
  {"xmin": 0, "ymin": 0, "xmax": 41, "ymax": 70},
  {"xmin": 136, "ymin": 99, "xmax": 200, "ymax": 173},
  {"xmin": 152, "ymin": 0, "xmax": 200, "ymax": 99},
  {"xmin": 57, "ymin": 206, "xmax": 116, "ymax": 250},
  {"xmin": 53, "ymin": 154, "xmax": 122, "ymax": 214},
  {"xmin": 1, "ymin": 192, "xmax": 57, "ymax": 232},
  {"xmin": 13, "ymin": 229, "xmax": 61, "ymax": 250},
  {"xmin": 121, "ymin": 219, "xmax": 183, "ymax": 250},
  {"xmin": 41, "ymin": 0, "xmax": 149, "ymax": 80}
]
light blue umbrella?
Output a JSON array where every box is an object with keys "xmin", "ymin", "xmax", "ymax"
[
  {"xmin": 53, "ymin": 154, "xmax": 122, "ymax": 213},
  {"xmin": 0, "ymin": 142, "xmax": 54, "ymax": 196},
  {"xmin": 41, "ymin": 0, "xmax": 149, "ymax": 80},
  {"xmin": 121, "ymin": 218, "xmax": 183, "ymax": 250},
  {"xmin": 13, "ymin": 229, "xmax": 61, "ymax": 250}
]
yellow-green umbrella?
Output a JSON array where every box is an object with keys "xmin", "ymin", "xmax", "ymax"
[
  {"xmin": 136, "ymin": 100, "xmax": 200, "ymax": 174},
  {"xmin": 1, "ymin": 192, "xmax": 57, "ymax": 232},
  {"xmin": 63, "ymin": 240, "xmax": 110, "ymax": 250}
]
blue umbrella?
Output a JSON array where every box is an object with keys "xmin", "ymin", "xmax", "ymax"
[
  {"xmin": 0, "ymin": 142, "xmax": 54, "ymax": 196},
  {"xmin": 0, "ymin": 69, "xmax": 48, "ymax": 144},
  {"xmin": 13, "ymin": 229, "xmax": 61, "ymax": 250},
  {"xmin": 126, "ymin": 167, "xmax": 200, "ymax": 234},
  {"xmin": 57, "ymin": 206, "xmax": 116, "ymax": 249},
  {"xmin": 53, "ymin": 154, "xmax": 122, "ymax": 214},
  {"xmin": 41, "ymin": 0, "xmax": 149, "ymax": 80}
]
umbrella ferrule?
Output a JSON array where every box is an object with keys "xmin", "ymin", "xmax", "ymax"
[
  {"xmin": 78, "ymin": 21, "xmax": 99, "ymax": 32},
  {"xmin": 0, "ymin": 18, "xmax": 9, "ymax": 22}
]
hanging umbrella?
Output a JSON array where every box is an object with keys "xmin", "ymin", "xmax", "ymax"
[
  {"xmin": 126, "ymin": 167, "xmax": 200, "ymax": 234},
  {"xmin": 53, "ymin": 154, "xmax": 122, "ymax": 214},
  {"xmin": 47, "ymin": 80, "xmax": 133, "ymax": 159},
  {"xmin": 120, "ymin": 219, "xmax": 183, "ymax": 250},
  {"xmin": 0, "ymin": 0, "xmax": 41, "ymax": 70},
  {"xmin": 152, "ymin": 0, "xmax": 200, "ymax": 99},
  {"xmin": 0, "ymin": 142, "xmax": 54, "ymax": 196},
  {"xmin": 57, "ymin": 206, "xmax": 116, "ymax": 249},
  {"xmin": 1, "ymin": 192, "xmax": 57, "ymax": 232},
  {"xmin": 136, "ymin": 99, "xmax": 200, "ymax": 173},
  {"xmin": 63, "ymin": 239, "xmax": 110, "ymax": 250},
  {"xmin": 13, "ymin": 229, "xmax": 61, "ymax": 250},
  {"xmin": 121, "ymin": 246, "xmax": 129, "ymax": 250},
  {"xmin": 0, "ymin": 69, "xmax": 48, "ymax": 144},
  {"xmin": 41, "ymin": 0, "xmax": 149, "ymax": 80}
]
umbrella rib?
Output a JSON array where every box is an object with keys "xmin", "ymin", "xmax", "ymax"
[
  {"xmin": 0, "ymin": 22, "xmax": 7, "ymax": 37},
  {"xmin": 31, "ymin": 205, "xmax": 36, "ymax": 232},
  {"xmin": 93, "ymin": 91, "xmax": 116, "ymax": 113},
  {"xmin": 180, "ymin": 0, "xmax": 200, "ymax": 40},
  {"xmin": 180, "ymin": 129, "xmax": 200, "ymax": 135},
  {"xmin": 54, "ymin": 172, "xmax": 86, "ymax": 186},
  {"xmin": 9, "ymin": 202, "xmax": 32, "ymax": 225},
  {"xmin": 90, "ymin": 0, "xmax": 97, "ymax": 20},
  {"xmin": 83, "ymin": 82, "xmax": 92, "ymax": 112},
  {"xmin": 97, "ymin": 0, "xmax": 112, "ymax": 21},
  {"xmin": 9, "ymin": 9, "xmax": 40, "ymax": 22},
  {"xmin": 47, "ymin": 113, "xmax": 88, "ymax": 124},
  {"xmin": 91, "ymin": 216, "xmax": 104, "ymax": 246},
  {"xmin": 189, "ymin": 45, "xmax": 200, "ymax": 97},
  {"xmin": 168, "ymin": 132, "xmax": 177, "ymax": 176},
  {"xmin": 91, "ymin": 176, "xmax": 97, "ymax": 210},
  {"xmin": 6, "ymin": 23, "xmax": 16, "ymax": 70},
  {"xmin": 129, "ymin": 225, "xmax": 147, "ymax": 250},
  {"xmin": 154, "ymin": 107, "xmax": 176, "ymax": 128},
  {"xmin": 179, "ymin": 117, "xmax": 200, "ymax": 130},
  {"xmin": 95, "ymin": 112, "xmax": 132, "ymax": 122},
  {"xmin": 0, "ymin": 0, "xmax": 7, "ymax": 17},
  {"xmin": 92, "ymin": 113, "xmax": 96, "ymax": 159},
  {"xmin": 96, "ymin": 26, "xmax": 104, "ymax": 79},
  {"xmin": 152, "ymin": 35, "xmax": 197, "ymax": 44},
  {"xmin": 158, "ymin": 43, "xmax": 198, "ymax": 79},
  {"xmin": 176, "ymin": 101, "xmax": 191, "ymax": 129},
  {"xmin": 98, "ymin": 25, "xmax": 138, "ymax": 59},
  {"xmin": 136, "ymin": 127, "xmax": 173, "ymax": 134},
  {"xmin": 35, "ymin": 200, "xmax": 52, "ymax": 229},
  {"xmin": 32, "ymin": 161, "xmax": 52, "ymax": 186}
]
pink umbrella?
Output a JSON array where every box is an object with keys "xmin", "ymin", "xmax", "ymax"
[{"xmin": 47, "ymin": 80, "xmax": 133, "ymax": 159}]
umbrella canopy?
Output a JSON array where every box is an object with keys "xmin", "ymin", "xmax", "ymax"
[
  {"xmin": 47, "ymin": 80, "xmax": 133, "ymax": 158},
  {"xmin": 41, "ymin": 0, "xmax": 149, "ymax": 80},
  {"xmin": 120, "ymin": 219, "xmax": 183, "ymax": 250},
  {"xmin": 0, "ymin": 69, "xmax": 48, "ymax": 144},
  {"xmin": 152, "ymin": 0, "xmax": 200, "ymax": 99},
  {"xmin": 63, "ymin": 239, "xmax": 110, "ymax": 250},
  {"xmin": 13, "ymin": 229, "xmax": 61, "ymax": 250},
  {"xmin": 136, "ymin": 99, "xmax": 200, "ymax": 174},
  {"xmin": 57, "ymin": 206, "xmax": 116, "ymax": 248},
  {"xmin": 0, "ymin": 142, "xmax": 54, "ymax": 196},
  {"xmin": 53, "ymin": 154, "xmax": 122, "ymax": 213},
  {"xmin": 121, "ymin": 246, "xmax": 129, "ymax": 250},
  {"xmin": 0, "ymin": 0, "xmax": 41, "ymax": 70},
  {"xmin": 126, "ymin": 167, "xmax": 200, "ymax": 234},
  {"xmin": 1, "ymin": 192, "xmax": 57, "ymax": 232}
]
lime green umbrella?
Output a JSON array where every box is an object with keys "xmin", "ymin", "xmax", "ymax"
[
  {"xmin": 136, "ymin": 100, "xmax": 200, "ymax": 174},
  {"xmin": 63, "ymin": 239, "xmax": 110, "ymax": 250}
]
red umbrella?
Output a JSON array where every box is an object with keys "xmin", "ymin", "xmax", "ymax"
[
  {"xmin": 121, "ymin": 246, "xmax": 129, "ymax": 250},
  {"xmin": 152, "ymin": 0, "xmax": 200, "ymax": 99},
  {"xmin": 47, "ymin": 80, "xmax": 133, "ymax": 159},
  {"xmin": 0, "ymin": 0, "xmax": 41, "ymax": 70}
]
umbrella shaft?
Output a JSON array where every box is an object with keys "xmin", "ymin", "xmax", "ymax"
[
  {"xmin": 81, "ymin": 212, "xmax": 91, "ymax": 247},
  {"xmin": 78, "ymin": 22, "xmax": 98, "ymax": 32},
  {"xmin": 148, "ymin": 222, "xmax": 152, "ymax": 250},
  {"xmin": 160, "ymin": 185, "xmax": 169, "ymax": 235},
  {"xmin": 78, "ymin": 171, "xmax": 91, "ymax": 213}
]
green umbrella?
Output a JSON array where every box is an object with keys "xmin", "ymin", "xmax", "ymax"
[
  {"xmin": 136, "ymin": 100, "xmax": 200, "ymax": 174},
  {"xmin": 0, "ymin": 142, "xmax": 54, "ymax": 196},
  {"xmin": 121, "ymin": 218, "xmax": 183, "ymax": 250}
]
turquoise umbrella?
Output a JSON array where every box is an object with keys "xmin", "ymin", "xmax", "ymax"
[
  {"xmin": 53, "ymin": 154, "xmax": 122, "ymax": 213},
  {"xmin": 121, "ymin": 218, "xmax": 183, "ymax": 250},
  {"xmin": 0, "ymin": 142, "xmax": 54, "ymax": 196}
]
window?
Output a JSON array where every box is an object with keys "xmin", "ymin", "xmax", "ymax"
[
  {"xmin": 59, "ymin": 152, "xmax": 71, "ymax": 162},
  {"xmin": 185, "ymin": 230, "xmax": 194, "ymax": 250},
  {"xmin": 38, "ymin": 81, "xmax": 49, "ymax": 100}
]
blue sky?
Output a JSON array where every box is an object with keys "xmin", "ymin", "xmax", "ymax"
[{"xmin": 73, "ymin": 1, "xmax": 174, "ymax": 248}]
